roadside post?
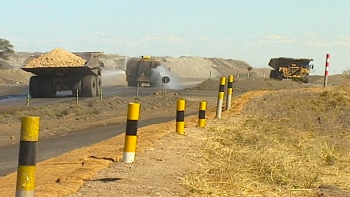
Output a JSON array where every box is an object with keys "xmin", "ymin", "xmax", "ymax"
[
  {"xmin": 136, "ymin": 84, "xmax": 140, "ymax": 99},
  {"xmin": 100, "ymin": 88, "xmax": 103, "ymax": 102},
  {"xmin": 26, "ymin": 93, "xmax": 30, "ymax": 107},
  {"xmin": 16, "ymin": 116, "xmax": 40, "ymax": 197},
  {"xmin": 324, "ymin": 54, "xmax": 330, "ymax": 87},
  {"xmin": 198, "ymin": 101, "xmax": 207, "ymax": 128},
  {"xmin": 176, "ymin": 99, "xmax": 186, "ymax": 135},
  {"xmin": 226, "ymin": 75, "xmax": 234, "ymax": 110},
  {"xmin": 76, "ymin": 88, "xmax": 79, "ymax": 105},
  {"xmin": 123, "ymin": 102, "xmax": 140, "ymax": 163},
  {"xmin": 216, "ymin": 76, "xmax": 226, "ymax": 119}
]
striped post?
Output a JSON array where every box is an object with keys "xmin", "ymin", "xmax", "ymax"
[
  {"xmin": 226, "ymin": 75, "xmax": 234, "ymax": 110},
  {"xmin": 16, "ymin": 116, "xmax": 40, "ymax": 197},
  {"xmin": 198, "ymin": 101, "xmax": 207, "ymax": 128},
  {"xmin": 176, "ymin": 99, "xmax": 186, "ymax": 135},
  {"xmin": 123, "ymin": 102, "xmax": 140, "ymax": 163},
  {"xmin": 324, "ymin": 54, "xmax": 330, "ymax": 87},
  {"xmin": 216, "ymin": 77, "xmax": 226, "ymax": 119}
]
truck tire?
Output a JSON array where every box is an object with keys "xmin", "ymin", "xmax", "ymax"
[
  {"xmin": 269, "ymin": 70, "xmax": 274, "ymax": 79},
  {"xmin": 41, "ymin": 77, "xmax": 57, "ymax": 98},
  {"xmin": 29, "ymin": 76, "xmax": 41, "ymax": 98},
  {"xmin": 127, "ymin": 80, "xmax": 138, "ymax": 87},
  {"xmin": 276, "ymin": 71, "xmax": 283, "ymax": 80},
  {"xmin": 302, "ymin": 75, "xmax": 309, "ymax": 83},
  {"xmin": 82, "ymin": 75, "xmax": 97, "ymax": 97},
  {"xmin": 96, "ymin": 75, "xmax": 102, "ymax": 97},
  {"xmin": 72, "ymin": 80, "xmax": 82, "ymax": 97}
]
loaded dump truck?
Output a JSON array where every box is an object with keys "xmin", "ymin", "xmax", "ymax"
[
  {"xmin": 21, "ymin": 48, "xmax": 104, "ymax": 98},
  {"xmin": 125, "ymin": 56, "xmax": 163, "ymax": 87},
  {"xmin": 268, "ymin": 57, "xmax": 314, "ymax": 83}
]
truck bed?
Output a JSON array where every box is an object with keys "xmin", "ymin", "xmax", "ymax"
[
  {"xmin": 21, "ymin": 52, "xmax": 103, "ymax": 75},
  {"xmin": 268, "ymin": 57, "xmax": 313, "ymax": 69}
]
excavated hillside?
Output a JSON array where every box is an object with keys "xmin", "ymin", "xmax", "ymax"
[
  {"xmin": 0, "ymin": 52, "xmax": 271, "ymax": 86},
  {"xmin": 100, "ymin": 54, "xmax": 271, "ymax": 79}
]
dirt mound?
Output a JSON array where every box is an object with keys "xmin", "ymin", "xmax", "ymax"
[
  {"xmin": 152, "ymin": 90, "xmax": 179, "ymax": 96},
  {"xmin": 24, "ymin": 48, "xmax": 86, "ymax": 68},
  {"xmin": 308, "ymin": 74, "xmax": 346, "ymax": 86},
  {"xmin": 189, "ymin": 77, "xmax": 305, "ymax": 92},
  {"xmin": 156, "ymin": 56, "xmax": 222, "ymax": 78},
  {"xmin": 243, "ymin": 87, "xmax": 350, "ymax": 136},
  {"xmin": 0, "ymin": 70, "xmax": 32, "ymax": 86}
]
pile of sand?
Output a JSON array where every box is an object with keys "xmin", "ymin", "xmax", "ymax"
[{"xmin": 25, "ymin": 48, "xmax": 86, "ymax": 68}]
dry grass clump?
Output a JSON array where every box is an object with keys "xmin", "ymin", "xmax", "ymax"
[{"xmin": 183, "ymin": 116, "xmax": 350, "ymax": 196}]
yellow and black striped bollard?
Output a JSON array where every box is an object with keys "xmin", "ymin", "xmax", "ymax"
[
  {"xmin": 176, "ymin": 99, "xmax": 186, "ymax": 135},
  {"xmin": 198, "ymin": 101, "xmax": 207, "ymax": 128},
  {"xmin": 226, "ymin": 75, "xmax": 234, "ymax": 110},
  {"xmin": 123, "ymin": 102, "xmax": 140, "ymax": 163},
  {"xmin": 16, "ymin": 116, "xmax": 40, "ymax": 197},
  {"xmin": 216, "ymin": 76, "xmax": 226, "ymax": 119}
]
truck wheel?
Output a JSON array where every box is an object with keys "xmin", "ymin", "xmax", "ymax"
[
  {"xmin": 302, "ymin": 75, "xmax": 309, "ymax": 83},
  {"xmin": 127, "ymin": 80, "xmax": 138, "ymax": 87},
  {"xmin": 276, "ymin": 71, "xmax": 283, "ymax": 80},
  {"xmin": 82, "ymin": 75, "xmax": 97, "ymax": 97},
  {"xmin": 269, "ymin": 70, "xmax": 274, "ymax": 79},
  {"xmin": 96, "ymin": 75, "xmax": 102, "ymax": 97},
  {"xmin": 29, "ymin": 76, "xmax": 41, "ymax": 98},
  {"xmin": 72, "ymin": 80, "xmax": 82, "ymax": 97},
  {"xmin": 41, "ymin": 77, "xmax": 57, "ymax": 98}
]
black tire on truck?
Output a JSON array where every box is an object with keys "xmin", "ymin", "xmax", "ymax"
[
  {"xmin": 276, "ymin": 71, "xmax": 283, "ymax": 80},
  {"xmin": 41, "ymin": 77, "xmax": 57, "ymax": 98},
  {"xmin": 29, "ymin": 76, "xmax": 41, "ymax": 98},
  {"xmin": 269, "ymin": 70, "xmax": 274, "ymax": 79},
  {"xmin": 82, "ymin": 75, "xmax": 97, "ymax": 97},
  {"xmin": 302, "ymin": 74, "xmax": 309, "ymax": 83},
  {"xmin": 127, "ymin": 80, "xmax": 138, "ymax": 87},
  {"xmin": 96, "ymin": 75, "xmax": 102, "ymax": 97}
]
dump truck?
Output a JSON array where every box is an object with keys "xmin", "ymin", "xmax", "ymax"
[
  {"xmin": 125, "ymin": 56, "xmax": 163, "ymax": 87},
  {"xmin": 21, "ymin": 48, "xmax": 104, "ymax": 98},
  {"xmin": 268, "ymin": 57, "xmax": 314, "ymax": 83}
]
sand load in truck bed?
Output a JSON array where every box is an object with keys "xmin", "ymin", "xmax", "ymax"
[{"xmin": 24, "ymin": 48, "xmax": 86, "ymax": 68}]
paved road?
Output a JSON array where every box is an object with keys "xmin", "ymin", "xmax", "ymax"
[
  {"xmin": 0, "ymin": 78, "xmax": 220, "ymax": 177},
  {"xmin": 0, "ymin": 111, "xmax": 200, "ymax": 177},
  {"xmin": 0, "ymin": 78, "xmax": 207, "ymax": 106}
]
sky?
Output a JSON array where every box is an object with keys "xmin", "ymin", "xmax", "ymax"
[{"xmin": 1, "ymin": 0, "xmax": 350, "ymax": 75}]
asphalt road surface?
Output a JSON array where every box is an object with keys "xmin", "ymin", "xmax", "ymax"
[{"xmin": 0, "ymin": 78, "xmax": 220, "ymax": 177}]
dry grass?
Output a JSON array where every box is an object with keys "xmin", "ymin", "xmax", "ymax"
[{"xmin": 183, "ymin": 89, "xmax": 350, "ymax": 196}]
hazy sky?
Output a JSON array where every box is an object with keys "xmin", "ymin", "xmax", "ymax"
[{"xmin": 1, "ymin": 0, "xmax": 349, "ymax": 74}]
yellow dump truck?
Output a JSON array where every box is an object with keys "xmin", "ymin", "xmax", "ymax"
[
  {"xmin": 21, "ymin": 48, "xmax": 104, "ymax": 98},
  {"xmin": 268, "ymin": 57, "xmax": 314, "ymax": 83},
  {"xmin": 125, "ymin": 56, "xmax": 163, "ymax": 87}
]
